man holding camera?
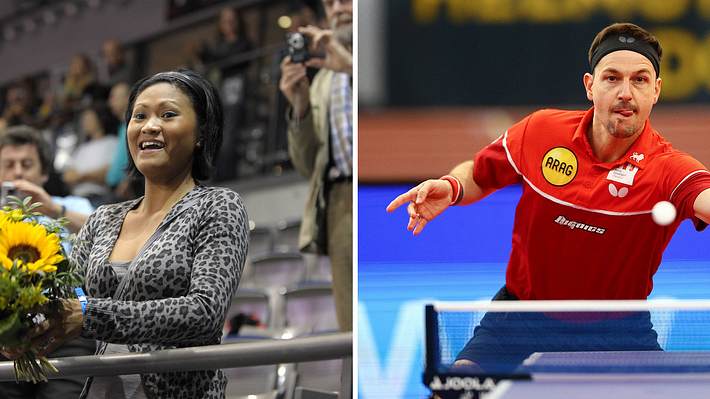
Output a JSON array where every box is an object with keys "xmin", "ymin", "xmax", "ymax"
[
  {"xmin": 279, "ymin": 0, "xmax": 353, "ymax": 331},
  {"xmin": 0, "ymin": 126, "xmax": 92, "ymax": 233},
  {"xmin": 0, "ymin": 126, "xmax": 95, "ymax": 397}
]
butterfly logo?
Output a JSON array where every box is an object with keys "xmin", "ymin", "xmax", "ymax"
[{"xmin": 608, "ymin": 183, "xmax": 629, "ymax": 198}]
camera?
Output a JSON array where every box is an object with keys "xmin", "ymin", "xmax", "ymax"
[
  {"xmin": 0, "ymin": 182, "xmax": 17, "ymax": 206},
  {"xmin": 287, "ymin": 32, "xmax": 310, "ymax": 63}
]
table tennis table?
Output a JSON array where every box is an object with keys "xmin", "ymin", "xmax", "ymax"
[{"xmin": 485, "ymin": 351, "xmax": 710, "ymax": 399}]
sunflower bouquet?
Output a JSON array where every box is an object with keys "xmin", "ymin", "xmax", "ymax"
[{"xmin": 0, "ymin": 196, "xmax": 81, "ymax": 383}]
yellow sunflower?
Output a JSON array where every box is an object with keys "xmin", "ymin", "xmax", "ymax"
[{"xmin": 0, "ymin": 221, "xmax": 64, "ymax": 274}]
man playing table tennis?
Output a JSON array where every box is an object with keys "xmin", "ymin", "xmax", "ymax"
[{"xmin": 387, "ymin": 22, "xmax": 710, "ymax": 370}]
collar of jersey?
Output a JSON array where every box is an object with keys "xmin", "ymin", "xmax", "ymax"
[{"xmin": 571, "ymin": 107, "xmax": 653, "ymax": 171}]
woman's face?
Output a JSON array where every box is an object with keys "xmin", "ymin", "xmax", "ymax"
[
  {"xmin": 80, "ymin": 109, "xmax": 103, "ymax": 139},
  {"xmin": 127, "ymin": 82, "xmax": 198, "ymax": 181},
  {"xmin": 69, "ymin": 55, "xmax": 88, "ymax": 77},
  {"xmin": 219, "ymin": 8, "xmax": 237, "ymax": 36}
]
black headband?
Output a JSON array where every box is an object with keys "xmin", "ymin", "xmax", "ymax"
[{"xmin": 590, "ymin": 34, "xmax": 660, "ymax": 77}]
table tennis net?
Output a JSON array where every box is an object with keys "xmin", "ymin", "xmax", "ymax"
[{"xmin": 427, "ymin": 300, "xmax": 710, "ymax": 372}]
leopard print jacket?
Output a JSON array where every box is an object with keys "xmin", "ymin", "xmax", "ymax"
[{"xmin": 72, "ymin": 185, "xmax": 248, "ymax": 398}]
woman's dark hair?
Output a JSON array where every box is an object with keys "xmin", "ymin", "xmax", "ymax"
[{"xmin": 124, "ymin": 69, "xmax": 223, "ymax": 181}]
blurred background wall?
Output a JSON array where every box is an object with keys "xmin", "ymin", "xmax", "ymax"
[
  {"xmin": 359, "ymin": 0, "xmax": 710, "ymax": 182},
  {"xmin": 358, "ymin": 1, "xmax": 710, "ymax": 398}
]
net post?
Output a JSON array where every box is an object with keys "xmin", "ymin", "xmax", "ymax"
[{"xmin": 423, "ymin": 304, "xmax": 441, "ymax": 384}]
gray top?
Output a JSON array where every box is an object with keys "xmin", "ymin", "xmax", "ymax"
[
  {"xmin": 73, "ymin": 185, "xmax": 249, "ymax": 399},
  {"xmin": 110, "ymin": 261, "xmax": 131, "ymax": 281}
]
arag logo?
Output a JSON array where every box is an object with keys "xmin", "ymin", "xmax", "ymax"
[{"xmin": 541, "ymin": 147, "xmax": 578, "ymax": 186}]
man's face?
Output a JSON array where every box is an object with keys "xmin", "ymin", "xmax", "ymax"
[
  {"xmin": 0, "ymin": 144, "xmax": 47, "ymax": 185},
  {"xmin": 109, "ymin": 83, "xmax": 130, "ymax": 120},
  {"xmin": 584, "ymin": 50, "xmax": 662, "ymax": 138},
  {"xmin": 103, "ymin": 40, "xmax": 122, "ymax": 67},
  {"xmin": 322, "ymin": 0, "xmax": 352, "ymax": 30}
]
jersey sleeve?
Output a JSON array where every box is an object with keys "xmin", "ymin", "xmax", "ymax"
[
  {"xmin": 472, "ymin": 114, "xmax": 530, "ymax": 190},
  {"xmin": 666, "ymin": 154, "xmax": 710, "ymax": 231}
]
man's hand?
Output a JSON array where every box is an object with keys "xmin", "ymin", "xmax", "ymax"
[
  {"xmin": 300, "ymin": 25, "xmax": 352, "ymax": 75},
  {"xmin": 62, "ymin": 169, "xmax": 81, "ymax": 186},
  {"xmin": 13, "ymin": 180, "xmax": 61, "ymax": 218},
  {"xmin": 12, "ymin": 179, "xmax": 60, "ymax": 218},
  {"xmin": 386, "ymin": 179, "xmax": 453, "ymax": 235},
  {"xmin": 279, "ymin": 56, "xmax": 311, "ymax": 120}
]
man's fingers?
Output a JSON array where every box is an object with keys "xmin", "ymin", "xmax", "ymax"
[
  {"xmin": 415, "ymin": 183, "xmax": 431, "ymax": 204},
  {"xmin": 280, "ymin": 55, "xmax": 293, "ymax": 67},
  {"xmin": 406, "ymin": 202, "xmax": 418, "ymax": 231},
  {"xmin": 298, "ymin": 25, "xmax": 323, "ymax": 39},
  {"xmin": 412, "ymin": 217, "xmax": 428, "ymax": 236},
  {"xmin": 386, "ymin": 189, "xmax": 418, "ymax": 212},
  {"xmin": 305, "ymin": 58, "xmax": 325, "ymax": 69},
  {"xmin": 280, "ymin": 69, "xmax": 307, "ymax": 93},
  {"xmin": 407, "ymin": 213, "xmax": 418, "ymax": 232}
]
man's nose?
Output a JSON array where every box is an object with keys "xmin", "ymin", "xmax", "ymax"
[
  {"xmin": 618, "ymin": 79, "xmax": 633, "ymax": 101},
  {"xmin": 333, "ymin": 0, "xmax": 348, "ymax": 13},
  {"xmin": 11, "ymin": 164, "xmax": 24, "ymax": 179}
]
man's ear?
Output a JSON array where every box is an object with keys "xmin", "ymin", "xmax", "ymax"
[
  {"xmin": 583, "ymin": 73, "xmax": 594, "ymax": 102},
  {"xmin": 653, "ymin": 77, "xmax": 662, "ymax": 104}
]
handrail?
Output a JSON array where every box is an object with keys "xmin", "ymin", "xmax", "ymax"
[{"xmin": 0, "ymin": 332, "xmax": 351, "ymax": 381}]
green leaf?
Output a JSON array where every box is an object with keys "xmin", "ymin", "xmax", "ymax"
[{"xmin": 0, "ymin": 311, "xmax": 22, "ymax": 345}]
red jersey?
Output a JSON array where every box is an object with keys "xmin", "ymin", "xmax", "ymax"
[{"xmin": 473, "ymin": 108, "xmax": 710, "ymax": 300}]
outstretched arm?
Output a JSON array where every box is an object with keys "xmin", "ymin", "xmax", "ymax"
[
  {"xmin": 386, "ymin": 160, "xmax": 494, "ymax": 235},
  {"xmin": 694, "ymin": 188, "xmax": 710, "ymax": 224}
]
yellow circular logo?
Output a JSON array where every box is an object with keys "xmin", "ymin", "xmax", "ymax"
[{"xmin": 541, "ymin": 147, "xmax": 578, "ymax": 186}]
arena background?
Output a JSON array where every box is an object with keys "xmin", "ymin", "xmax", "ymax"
[{"xmin": 358, "ymin": 1, "xmax": 710, "ymax": 398}]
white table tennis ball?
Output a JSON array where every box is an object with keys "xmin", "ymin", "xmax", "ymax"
[{"xmin": 651, "ymin": 201, "xmax": 676, "ymax": 226}]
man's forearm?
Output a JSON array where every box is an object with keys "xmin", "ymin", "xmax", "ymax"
[
  {"xmin": 64, "ymin": 210, "xmax": 89, "ymax": 234},
  {"xmin": 48, "ymin": 202, "xmax": 88, "ymax": 234},
  {"xmin": 447, "ymin": 160, "xmax": 493, "ymax": 205},
  {"xmin": 694, "ymin": 188, "xmax": 710, "ymax": 224}
]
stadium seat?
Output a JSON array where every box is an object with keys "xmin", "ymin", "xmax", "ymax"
[
  {"xmin": 304, "ymin": 255, "xmax": 332, "ymax": 282},
  {"xmin": 248, "ymin": 252, "xmax": 307, "ymax": 288},
  {"xmin": 249, "ymin": 223, "xmax": 276, "ymax": 258},
  {"xmin": 283, "ymin": 282, "xmax": 338, "ymax": 332},
  {"xmin": 223, "ymin": 287, "xmax": 281, "ymax": 336},
  {"xmin": 274, "ymin": 219, "xmax": 302, "ymax": 253}
]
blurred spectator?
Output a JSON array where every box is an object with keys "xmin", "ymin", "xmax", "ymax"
[
  {"xmin": 279, "ymin": 0, "xmax": 353, "ymax": 331},
  {"xmin": 101, "ymin": 38, "xmax": 138, "ymax": 87},
  {"xmin": 61, "ymin": 53, "xmax": 107, "ymax": 111},
  {"xmin": 106, "ymin": 82, "xmax": 137, "ymax": 200},
  {"xmin": 63, "ymin": 105, "xmax": 118, "ymax": 206},
  {"xmin": 271, "ymin": 2, "xmax": 320, "ymax": 163},
  {"xmin": 0, "ymin": 83, "xmax": 36, "ymax": 129},
  {"xmin": 198, "ymin": 6, "xmax": 254, "ymax": 181},
  {"xmin": 289, "ymin": 1, "xmax": 319, "ymax": 31}
]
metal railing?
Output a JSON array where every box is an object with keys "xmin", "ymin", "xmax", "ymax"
[{"xmin": 0, "ymin": 332, "xmax": 352, "ymax": 381}]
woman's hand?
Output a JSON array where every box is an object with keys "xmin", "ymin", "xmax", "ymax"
[{"xmin": 27, "ymin": 299, "xmax": 84, "ymax": 357}]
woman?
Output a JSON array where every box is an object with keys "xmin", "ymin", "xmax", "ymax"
[
  {"xmin": 19, "ymin": 69, "xmax": 249, "ymax": 398},
  {"xmin": 62, "ymin": 105, "xmax": 118, "ymax": 206},
  {"xmin": 198, "ymin": 6, "xmax": 253, "ymax": 181}
]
